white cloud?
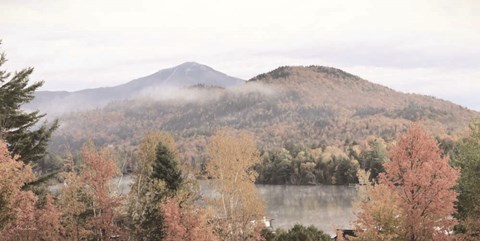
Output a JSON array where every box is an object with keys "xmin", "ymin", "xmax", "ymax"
[{"xmin": 0, "ymin": 0, "xmax": 479, "ymax": 110}]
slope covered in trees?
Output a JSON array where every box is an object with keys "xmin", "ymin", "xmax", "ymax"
[{"xmin": 47, "ymin": 65, "xmax": 478, "ymax": 174}]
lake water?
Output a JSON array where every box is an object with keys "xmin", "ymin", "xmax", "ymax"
[
  {"xmin": 256, "ymin": 184, "xmax": 357, "ymax": 235},
  {"xmin": 58, "ymin": 176, "xmax": 358, "ymax": 235}
]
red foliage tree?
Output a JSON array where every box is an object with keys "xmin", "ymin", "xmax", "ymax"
[
  {"xmin": 3, "ymin": 191, "xmax": 38, "ymax": 241},
  {"xmin": 380, "ymin": 125, "xmax": 459, "ymax": 240},
  {"xmin": 81, "ymin": 143, "xmax": 122, "ymax": 240},
  {"xmin": 0, "ymin": 139, "xmax": 37, "ymax": 240},
  {"xmin": 36, "ymin": 194, "xmax": 64, "ymax": 241},
  {"xmin": 161, "ymin": 198, "xmax": 186, "ymax": 241},
  {"xmin": 161, "ymin": 197, "xmax": 219, "ymax": 241}
]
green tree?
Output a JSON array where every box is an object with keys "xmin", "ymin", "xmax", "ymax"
[
  {"xmin": 263, "ymin": 225, "xmax": 330, "ymax": 241},
  {"xmin": 0, "ymin": 41, "xmax": 58, "ymax": 165},
  {"xmin": 359, "ymin": 138, "xmax": 388, "ymax": 181},
  {"xmin": 127, "ymin": 131, "xmax": 182, "ymax": 241},
  {"xmin": 152, "ymin": 142, "xmax": 183, "ymax": 192},
  {"xmin": 454, "ymin": 119, "xmax": 480, "ymax": 237},
  {"xmin": 333, "ymin": 156, "xmax": 359, "ymax": 185}
]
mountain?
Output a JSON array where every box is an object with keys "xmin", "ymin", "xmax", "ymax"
[
  {"xmin": 27, "ymin": 62, "xmax": 244, "ymax": 115},
  {"xmin": 49, "ymin": 65, "xmax": 478, "ymax": 162}
]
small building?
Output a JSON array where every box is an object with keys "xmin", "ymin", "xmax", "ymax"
[{"xmin": 262, "ymin": 216, "xmax": 274, "ymax": 229}]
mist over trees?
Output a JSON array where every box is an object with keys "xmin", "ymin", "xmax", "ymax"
[{"xmin": 47, "ymin": 65, "xmax": 476, "ymax": 173}]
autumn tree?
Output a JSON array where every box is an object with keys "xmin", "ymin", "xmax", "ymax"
[
  {"xmin": 161, "ymin": 197, "xmax": 186, "ymax": 241},
  {"xmin": 127, "ymin": 131, "xmax": 179, "ymax": 240},
  {"xmin": 380, "ymin": 126, "xmax": 458, "ymax": 241},
  {"xmin": 161, "ymin": 197, "xmax": 219, "ymax": 241},
  {"xmin": 80, "ymin": 142, "xmax": 122, "ymax": 240},
  {"xmin": 58, "ymin": 170, "xmax": 90, "ymax": 240},
  {"xmin": 0, "ymin": 139, "xmax": 37, "ymax": 240},
  {"xmin": 0, "ymin": 41, "xmax": 58, "ymax": 165},
  {"xmin": 2, "ymin": 191, "xmax": 38, "ymax": 240},
  {"xmin": 354, "ymin": 171, "xmax": 405, "ymax": 241},
  {"xmin": 454, "ymin": 119, "xmax": 480, "ymax": 239},
  {"xmin": 36, "ymin": 194, "xmax": 64, "ymax": 241},
  {"xmin": 205, "ymin": 128, "xmax": 265, "ymax": 241},
  {"xmin": 455, "ymin": 217, "xmax": 480, "ymax": 241}
]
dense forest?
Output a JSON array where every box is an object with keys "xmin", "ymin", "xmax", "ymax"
[{"xmin": 37, "ymin": 65, "xmax": 476, "ymax": 189}]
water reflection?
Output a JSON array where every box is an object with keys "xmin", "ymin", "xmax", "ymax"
[
  {"xmin": 199, "ymin": 181, "xmax": 357, "ymax": 235},
  {"xmin": 256, "ymin": 184, "xmax": 357, "ymax": 235}
]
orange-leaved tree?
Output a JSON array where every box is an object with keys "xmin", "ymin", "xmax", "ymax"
[
  {"xmin": 58, "ymin": 170, "xmax": 89, "ymax": 239},
  {"xmin": 0, "ymin": 139, "xmax": 37, "ymax": 240},
  {"xmin": 381, "ymin": 125, "xmax": 458, "ymax": 241},
  {"xmin": 161, "ymin": 197, "xmax": 219, "ymax": 241},
  {"xmin": 36, "ymin": 194, "xmax": 64, "ymax": 241},
  {"xmin": 81, "ymin": 142, "xmax": 122, "ymax": 240}
]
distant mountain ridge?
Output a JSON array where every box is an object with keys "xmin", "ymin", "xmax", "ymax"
[
  {"xmin": 27, "ymin": 62, "xmax": 244, "ymax": 115},
  {"xmin": 49, "ymin": 64, "xmax": 478, "ymax": 158}
]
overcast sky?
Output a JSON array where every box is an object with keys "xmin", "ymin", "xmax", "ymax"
[{"xmin": 1, "ymin": 0, "xmax": 479, "ymax": 110}]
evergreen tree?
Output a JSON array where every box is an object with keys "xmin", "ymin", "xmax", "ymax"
[
  {"xmin": 137, "ymin": 142, "xmax": 183, "ymax": 241},
  {"xmin": 359, "ymin": 138, "xmax": 388, "ymax": 181},
  {"xmin": 262, "ymin": 225, "xmax": 331, "ymax": 241},
  {"xmin": 0, "ymin": 41, "xmax": 58, "ymax": 165},
  {"xmin": 152, "ymin": 142, "xmax": 183, "ymax": 192},
  {"xmin": 454, "ymin": 119, "xmax": 480, "ymax": 237},
  {"xmin": 127, "ymin": 132, "xmax": 182, "ymax": 240}
]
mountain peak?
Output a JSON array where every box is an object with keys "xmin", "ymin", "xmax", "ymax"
[
  {"xmin": 176, "ymin": 61, "xmax": 205, "ymax": 68},
  {"xmin": 305, "ymin": 65, "xmax": 361, "ymax": 80},
  {"xmin": 178, "ymin": 61, "xmax": 201, "ymax": 66},
  {"xmin": 249, "ymin": 65, "xmax": 361, "ymax": 82},
  {"xmin": 172, "ymin": 61, "xmax": 215, "ymax": 72},
  {"xmin": 124, "ymin": 62, "xmax": 244, "ymax": 90}
]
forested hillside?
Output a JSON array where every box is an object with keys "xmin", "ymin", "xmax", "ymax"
[{"xmin": 47, "ymin": 65, "xmax": 478, "ymax": 175}]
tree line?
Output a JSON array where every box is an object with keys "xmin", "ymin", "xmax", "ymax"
[{"xmin": 255, "ymin": 137, "xmax": 388, "ymax": 185}]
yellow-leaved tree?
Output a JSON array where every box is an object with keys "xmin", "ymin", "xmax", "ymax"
[
  {"xmin": 354, "ymin": 170, "xmax": 405, "ymax": 241},
  {"xmin": 205, "ymin": 128, "xmax": 265, "ymax": 241}
]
